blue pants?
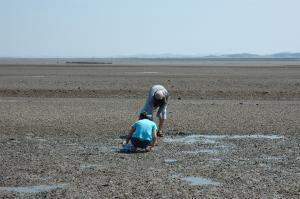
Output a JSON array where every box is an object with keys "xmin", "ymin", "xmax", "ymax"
[{"xmin": 131, "ymin": 137, "xmax": 151, "ymax": 149}]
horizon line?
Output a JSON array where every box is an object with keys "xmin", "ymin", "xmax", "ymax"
[{"xmin": 1, "ymin": 51, "xmax": 300, "ymax": 59}]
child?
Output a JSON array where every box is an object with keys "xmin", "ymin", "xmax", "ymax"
[{"xmin": 123, "ymin": 112, "xmax": 158, "ymax": 152}]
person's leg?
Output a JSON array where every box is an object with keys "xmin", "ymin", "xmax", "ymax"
[{"xmin": 141, "ymin": 100, "xmax": 153, "ymax": 118}]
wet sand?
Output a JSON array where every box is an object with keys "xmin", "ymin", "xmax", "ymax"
[{"xmin": 0, "ymin": 60, "xmax": 299, "ymax": 198}]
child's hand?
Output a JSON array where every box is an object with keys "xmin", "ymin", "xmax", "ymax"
[{"xmin": 146, "ymin": 146, "xmax": 153, "ymax": 152}]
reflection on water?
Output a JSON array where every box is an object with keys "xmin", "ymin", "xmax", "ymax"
[
  {"xmin": 181, "ymin": 176, "xmax": 221, "ymax": 186},
  {"xmin": 0, "ymin": 184, "xmax": 67, "ymax": 193}
]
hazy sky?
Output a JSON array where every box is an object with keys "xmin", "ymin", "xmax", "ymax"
[{"xmin": 1, "ymin": 0, "xmax": 300, "ymax": 57}]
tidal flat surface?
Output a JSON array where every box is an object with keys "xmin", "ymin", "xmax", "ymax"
[{"xmin": 0, "ymin": 60, "xmax": 299, "ymax": 198}]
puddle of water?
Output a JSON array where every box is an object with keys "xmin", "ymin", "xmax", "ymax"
[
  {"xmin": 164, "ymin": 134, "xmax": 284, "ymax": 144},
  {"xmin": 27, "ymin": 75, "xmax": 46, "ymax": 78},
  {"xmin": 164, "ymin": 159, "xmax": 177, "ymax": 163},
  {"xmin": 211, "ymin": 158, "xmax": 222, "ymax": 161},
  {"xmin": 11, "ymin": 140, "xmax": 21, "ymax": 144},
  {"xmin": 171, "ymin": 173, "xmax": 181, "ymax": 178},
  {"xmin": 182, "ymin": 149, "xmax": 219, "ymax": 154},
  {"xmin": 181, "ymin": 176, "xmax": 221, "ymax": 186},
  {"xmin": 164, "ymin": 135, "xmax": 225, "ymax": 144},
  {"xmin": 164, "ymin": 135, "xmax": 204, "ymax": 144},
  {"xmin": 230, "ymin": 134, "xmax": 284, "ymax": 139},
  {"xmin": 200, "ymin": 135, "xmax": 226, "ymax": 139},
  {"xmin": 0, "ymin": 99, "xmax": 26, "ymax": 103},
  {"xmin": 261, "ymin": 156, "xmax": 285, "ymax": 161},
  {"xmin": 111, "ymin": 147, "xmax": 120, "ymax": 152},
  {"xmin": 202, "ymin": 139, "xmax": 219, "ymax": 144},
  {"xmin": 0, "ymin": 184, "xmax": 67, "ymax": 193}
]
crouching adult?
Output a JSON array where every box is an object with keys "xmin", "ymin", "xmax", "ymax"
[
  {"xmin": 124, "ymin": 112, "xmax": 157, "ymax": 152},
  {"xmin": 141, "ymin": 85, "xmax": 169, "ymax": 137}
]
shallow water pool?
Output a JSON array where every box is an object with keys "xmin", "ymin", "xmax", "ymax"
[
  {"xmin": 164, "ymin": 134, "xmax": 284, "ymax": 144},
  {"xmin": 181, "ymin": 176, "xmax": 221, "ymax": 186},
  {"xmin": 0, "ymin": 184, "xmax": 67, "ymax": 193}
]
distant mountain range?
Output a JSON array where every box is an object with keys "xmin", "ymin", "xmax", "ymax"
[
  {"xmin": 129, "ymin": 52, "xmax": 300, "ymax": 59},
  {"xmin": 204, "ymin": 52, "xmax": 300, "ymax": 59}
]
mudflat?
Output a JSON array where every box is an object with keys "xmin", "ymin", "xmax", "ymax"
[{"xmin": 0, "ymin": 59, "xmax": 299, "ymax": 198}]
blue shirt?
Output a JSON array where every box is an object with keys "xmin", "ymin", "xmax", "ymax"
[{"xmin": 131, "ymin": 119, "xmax": 157, "ymax": 141}]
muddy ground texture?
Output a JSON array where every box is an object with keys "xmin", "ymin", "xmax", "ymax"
[{"xmin": 0, "ymin": 60, "xmax": 300, "ymax": 198}]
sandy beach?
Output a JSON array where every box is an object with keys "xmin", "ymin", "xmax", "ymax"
[{"xmin": 0, "ymin": 59, "xmax": 299, "ymax": 198}]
